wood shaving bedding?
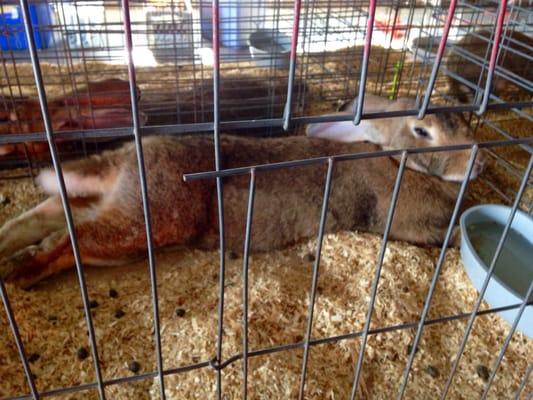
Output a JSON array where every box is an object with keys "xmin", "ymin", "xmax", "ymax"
[{"xmin": 0, "ymin": 176, "xmax": 531, "ymax": 400}]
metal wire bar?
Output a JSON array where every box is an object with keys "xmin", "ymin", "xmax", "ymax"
[
  {"xmin": 6, "ymin": 299, "xmax": 532, "ymax": 400},
  {"xmin": 0, "ymin": 280, "xmax": 39, "ymax": 399},
  {"xmin": 373, "ymin": 4, "xmax": 393, "ymax": 96},
  {"xmin": 443, "ymin": 40, "xmax": 533, "ymax": 96},
  {"xmin": 184, "ymin": 138, "xmax": 532, "ymax": 181},
  {"xmin": 486, "ymin": 149, "xmax": 533, "ymax": 185},
  {"xmin": 477, "ymin": 0, "xmax": 508, "ymax": 115},
  {"xmin": 211, "ymin": 0, "xmax": 227, "ymax": 397},
  {"xmin": 396, "ymin": 146, "xmax": 479, "ymax": 400},
  {"xmin": 430, "ymin": 85, "xmax": 533, "ymax": 156},
  {"xmin": 241, "ymin": 169, "xmax": 256, "ymax": 400},
  {"xmin": 18, "ymin": 0, "xmax": 107, "ymax": 399},
  {"xmin": 120, "ymin": 1, "xmax": 166, "ymax": 398},
  {"xmin": 282, "ymin": 0, "xmax": 302, "ymax": 131},
  {"xmin": 298, "ymin": 157, "xmax": 335, "ymax": 399},
  {"xmin": 1, "ymin": 101, "xmax": 533, "ymax": 146},
  {"xmin": 440, "ymin": 154, "xmax": 533, "ymax": 399},
  {"xmin": 350, "ymin": 151, "xmax": 408, "ymax": 400},
  {"xmin": 481, "ymin": 117, "xmax": 533, "ymax": 156},
  {"xmin": 352, "ymin": 0, "xmax": 376, "ymax": 125},
  {"xmin": 514, "ymin": 363, "xmax": 533, "ymax": 400},
  {"xmin": 417, "ymin": 0, "xmax": 457, "ymax": 119},
  {"xmin": 481, "ymin": 279, "xmax": 533, "ymax": 400}
]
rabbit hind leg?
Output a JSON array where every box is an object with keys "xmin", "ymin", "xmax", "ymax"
[
  {"xmin": 0, "ymin": 195, "xmax": 98, "ymax": 261},
  {"xmin": 0, "ymin": 216, "xmax": 140, "ymax": 289}
]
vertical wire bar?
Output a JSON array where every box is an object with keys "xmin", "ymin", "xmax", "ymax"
[
  {"xmin": 242, "ymin": 169, "xmax": 256, "ymax": 400},
  {"xmin": 211, "ymin": 0, "xmax": 226, "ymax": 397},
  {"xmin": 441, "ymin": 155, "xmax": 533, "ymax": 400},
  {"xmin": 417, "ymin": 0, "xmax": 457, "ymax": 119},
  {"xmin": 514, "ymin": 363, "xmax": 533, "ymax": 400},
  {"xmin": 472, "ymin": 23, "xmax": 495, "ymax": 107},
  {"xmin": 477, "ymin": 0, "xmax": 508, "ymax": 115},
  {"xmin": 18, "ymin": 1, "xmax": 106, "ymax": 399},
  {"xmin": 352, "ymin": 0, "xmax": 376, "ymax": 125},
  {"xmin": 350, "ymin": 151, "xmax": 408, "ymax": 400},
  {"xmin": 298, "ymin": 158, "xmax": 335, "ymax": 400},
  {"xmin": 480, "ymin": 279, "xmax": 533, "ymax": 400},
  {"xmin": 282, "ymin": 0, "xmax": 302, "ymax": 131},
  {"xmin": 120, "ymin": 1, "xmax": 166, "ymax": 398},
  {"xmin": 0, "ymin": 281, "xmax": 39, "ymax": 399},
  {"xmin": 397, "ymin": 147, "xmax": 479, "ymax": 400}
]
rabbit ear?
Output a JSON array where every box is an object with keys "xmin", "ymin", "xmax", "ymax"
[
  {"xmin": 306, "ymin": 115, "xmax": 371, "ymax": 143},
  {"xmin": 78, "ymin": 108, "xmax": 135, "ymax": 129}
]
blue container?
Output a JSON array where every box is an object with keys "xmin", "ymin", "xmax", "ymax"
[{"xmin": 0, "ymin": 4, "xmax": 53, "ymax": 51}]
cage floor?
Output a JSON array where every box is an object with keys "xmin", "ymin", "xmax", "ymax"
[{"xmin": 0, "ymin": 172, "xmax": 532, "ymax": 400}]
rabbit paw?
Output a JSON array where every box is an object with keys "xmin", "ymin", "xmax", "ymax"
[
  {"xmin": 450, "ymin": 226, "xmax": 462, "ymax": 248},
  {"xmin": 0, "ymin": 246, "xmax": 39, "ymax": 285}
]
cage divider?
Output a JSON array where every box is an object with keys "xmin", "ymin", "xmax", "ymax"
[
  {"xmin": 0, "ymin": 2, "xmax": 531, "ymax": 398},
  {"xmin": 1, "ymin": 101, "xmax": 533, "ymax": 147}
]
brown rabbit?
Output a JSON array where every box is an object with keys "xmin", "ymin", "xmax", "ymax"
[
  {"xmin": 0, "ymin": 108, "xmax": 483, "ymax": 288},
  {"xmin": 445, "ymin": 29, "xmax": 533, "ymax": 102},
  {"xmin": 0, "ymin": 79, "xmax": 145, "ymax": 158},
  {"xmin": 306, "ymin": 94, "xmax": 482, "ymax": 181}
]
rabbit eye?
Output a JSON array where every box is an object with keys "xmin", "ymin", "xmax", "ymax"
[{"xmin": 414, "ymin": 127, "xmax": 431, "ymax": 139}]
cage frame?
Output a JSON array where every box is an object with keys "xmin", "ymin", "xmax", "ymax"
[{"xmin": 0, "ymin": 0, "xmax": 532, "ymax": 399}]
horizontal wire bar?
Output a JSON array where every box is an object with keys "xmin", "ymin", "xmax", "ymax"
[
  {"xmin": 6, "ymin": 299, "xmax": 530, "ymax": 400},
  {"xmin": 1, "ymin": 101, "xmax": 532, "ymax": 145},
  {"xmin": 184, "ymin": 137, "xmax": 533, "ymax": 181}
]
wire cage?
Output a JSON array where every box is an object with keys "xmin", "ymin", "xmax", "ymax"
[{"xmin": 0, "ymin": 0, "xmax": 532, "ymax": 399}]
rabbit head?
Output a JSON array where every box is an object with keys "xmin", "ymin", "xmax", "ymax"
[{"xmin": 306, "ymin": 95, "xmax": 485, "ymax": 182}]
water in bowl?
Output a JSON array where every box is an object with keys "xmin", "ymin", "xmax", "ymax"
[{"xmin": 467, "ymin": 220, "xmax": 533, "ymax": 299}]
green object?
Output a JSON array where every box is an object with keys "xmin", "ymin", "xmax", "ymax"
[{"xmin": 389, "ymin": 61, "xmax": 402, "ymax": 100}]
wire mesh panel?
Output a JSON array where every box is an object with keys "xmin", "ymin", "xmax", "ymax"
[{"xmin": 0, "ymin": 0, "xmax": 532, "ymax": 399}]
